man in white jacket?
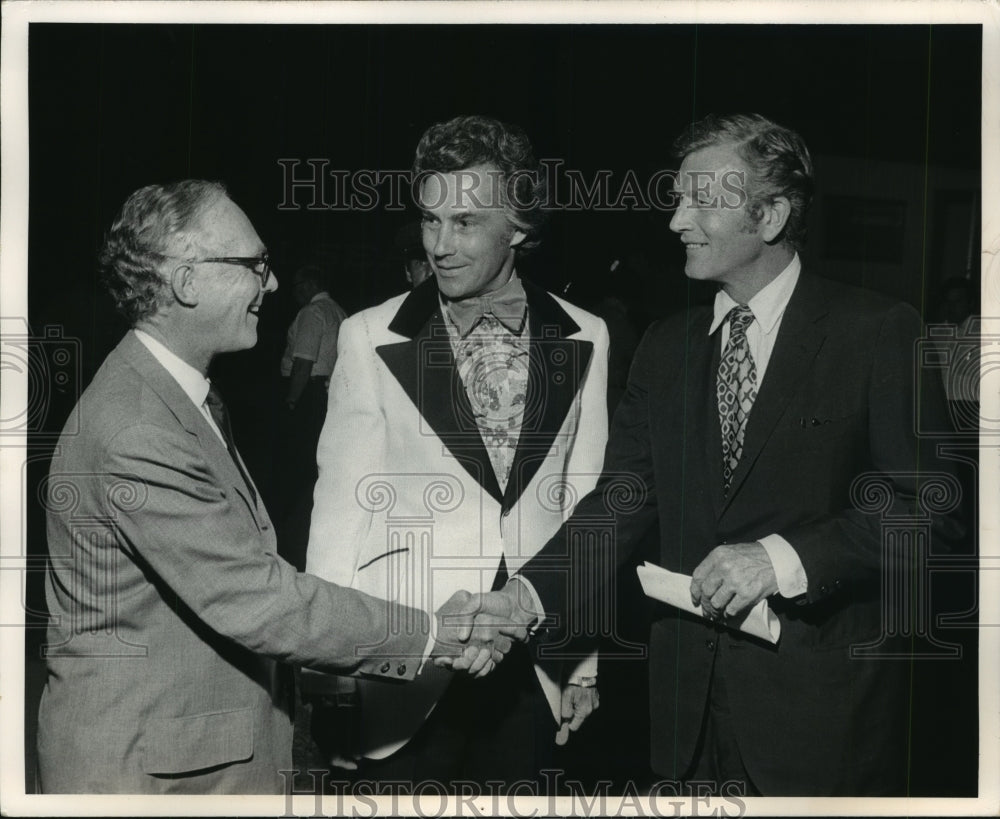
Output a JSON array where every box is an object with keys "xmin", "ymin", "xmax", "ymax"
[{"xmin": 306, "ymin": 115, "xmax": 610, "ymax": 787}]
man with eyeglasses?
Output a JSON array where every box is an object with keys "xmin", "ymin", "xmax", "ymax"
[{"xmin": 36, "ymin": 180, "xmax": 505, "ymax": 793}]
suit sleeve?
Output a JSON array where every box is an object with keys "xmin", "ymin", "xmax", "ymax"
[
  {"xmin": 559, "ymin": 316, "xmax": 611, "ymax": 680},
  {"xmin": 100, "ymin": 421, "xmax": 428, "ymax": 679},
  {"xmin": 519, "ymin": 321, "xmax": 663, "ymax": 634},
  {"xmin": 306, "ymin": 314, "xmax": 386, "ymax": 587},
  {"xmin": 782, "ymin": 302, "xmax": 966, "ymax": 603}
]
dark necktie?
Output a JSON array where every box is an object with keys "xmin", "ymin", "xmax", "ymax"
[
  {"xmin": 716, "ymin": 305, "xmax": 758, "ymax": 493},
  {"xmin": 204, "ymin": 384, "xmax": 258, "ymax": 506}
]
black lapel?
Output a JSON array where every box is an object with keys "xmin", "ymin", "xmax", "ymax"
[
  {"xmin": 502, "ymin": 280, "xmax": 593, "ymax": 513},
  {"xmin": 377, "ymin": 279, "xmax": 503, "ymax": 503},
  {"xmin": 721, "ymin": 274, "xmax": 829, "ymax": 511}
]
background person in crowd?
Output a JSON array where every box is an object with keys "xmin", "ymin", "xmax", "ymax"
[
  {"xmin": 276, "ymin": 263, "xmax": 348, "ymax": 570},
  {"xmin": 394, "ymin": 219, "xmax": 434, "ymax": 289}
]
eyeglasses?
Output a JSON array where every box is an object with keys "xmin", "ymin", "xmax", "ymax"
[{"xmin": 185, "ymin": 252, "xmax": 273, "ymax": 289}]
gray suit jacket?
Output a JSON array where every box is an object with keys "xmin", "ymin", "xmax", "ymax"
[{"xmin": 38, "ymin": 331, "xmax": 430, "ymax": 793}]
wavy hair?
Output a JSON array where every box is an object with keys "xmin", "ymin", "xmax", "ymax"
[
  {"xmin": 673, "ymin": 113, "xmax": 814, "ymax": 250},
  {"xmin": 412, "ymin": 115, "xmax": 547, "ymax": 253},
  {"xmin": 98, "ymin": 180, "xmax": 227, "ymax": 324}
]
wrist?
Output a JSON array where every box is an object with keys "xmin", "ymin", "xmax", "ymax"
[{"xmin": 504, "ymin": 577, "xmax": 544, "ymax": 631}]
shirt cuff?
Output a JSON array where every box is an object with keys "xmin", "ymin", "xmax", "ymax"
[
  {"xmin": 417, "ymin": 614, "xmax": 438, "ymax": 675},
  {"xmin": 509, "ymin": 574, "xmax": 545, "ymax": 635},
  {"xmin": 758, "ymin": 534, "xmax": 808, "ymax": 598}
]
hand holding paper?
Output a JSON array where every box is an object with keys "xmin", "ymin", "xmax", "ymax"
[
  {"xmin": 636, "ymin": 561, "xmax": 780, "ymax": 643},
  {"xmin": 690, "ymin": 541, "xmax": 780, "ymax": 619}
]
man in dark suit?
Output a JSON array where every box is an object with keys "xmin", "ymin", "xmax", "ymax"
[
  {"xmin": 463, "ymin": 113, "xmax": 965, "ymax": 795},
  {"xmin": 37, "ymin": 180, "xmax": 498, "ymax": 793}
]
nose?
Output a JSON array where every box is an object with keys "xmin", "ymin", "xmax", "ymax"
[
  {"xmin": 669, "ymin": 200, "xmax": 690, "ymax": 234},
  {"xmin": 264, "ymin": 271, "xmax": 278, "ymax": 294},
  {"xmin": 431, "ymin": 222, "xmax": 455, "ymax": 258}
]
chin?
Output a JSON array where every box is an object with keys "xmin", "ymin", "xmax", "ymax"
[
  {"xmin": 436, "ymin": 280, "xmax": 472, "ymax": 300},
  {"xmin": 235, "ymin": 330, "xmax": 258, "ymax": 350}
]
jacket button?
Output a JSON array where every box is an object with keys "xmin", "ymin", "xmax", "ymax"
[
  {"xmin": 397, "ymin": 663, "xmax": 406, "ymax": 676},
  {"xmin": 705, "ymin": 640, "xmax": 716, "ymax": 651},
  {"xmin": 380, "ymin": 662, "xmax": 391, "ymax": 674}
]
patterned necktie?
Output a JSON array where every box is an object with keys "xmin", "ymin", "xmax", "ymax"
[
  {"xmin": 204, "ymin": 384, "xmax": 258, "ymax": 506},
  {"xmin": 717, "ymin": 305, "xmax": 758, "ymax": 493}
]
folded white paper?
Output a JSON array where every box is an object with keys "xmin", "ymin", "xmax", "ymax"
[{"xmin": 636, "ymin": 561, "xmax": 780, "ymax": 644}]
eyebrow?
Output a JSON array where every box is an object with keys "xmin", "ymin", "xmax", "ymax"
[{"xmin": 419, "ymin": 208, "xmax": 479, "ymax": 221}]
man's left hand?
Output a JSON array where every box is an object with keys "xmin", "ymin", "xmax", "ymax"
[
  {"xmin": 690, "ymin": 541, "xmax": 778, "ymax": 620},
  {"xmin": 555, "ymin": 683, "xmax": 599, "ymax": 746}
]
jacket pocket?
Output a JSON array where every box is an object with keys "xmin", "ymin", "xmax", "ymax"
[{"xmin": 141, "ymin": 706, "xmax": 254, "ymax": 774}]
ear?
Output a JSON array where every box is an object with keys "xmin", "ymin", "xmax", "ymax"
[
  {"xmin": 509, "ymin": 228, "xmax": 527, "ymax": 250},
  {"xmin": 169, "ymin": 263, "xmax": 199, "ymax": 307},
  {"xmin": 760, "ymin": 196, "xmax": 791, "ymax": 243}
]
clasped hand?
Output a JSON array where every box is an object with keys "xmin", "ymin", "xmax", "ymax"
[
  {"xmin": 689, "ymin": 541, "xmax": 778, "ymax": 620},
  {"xmin": 431, "ymin": 584, "xmax": 536, "ymax": 677}
]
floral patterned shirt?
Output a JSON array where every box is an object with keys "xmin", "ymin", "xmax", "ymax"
[{"xmin": 444, "ymin": 311, "xmax": 530, "ymax": 491}]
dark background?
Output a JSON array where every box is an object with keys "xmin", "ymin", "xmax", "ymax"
[{"xmin": 23, "ymin": 22, "xmax": 981, "ymax": 795}]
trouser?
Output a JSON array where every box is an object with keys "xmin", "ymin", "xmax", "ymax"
[{"xmin": 359, "ymin": 643, "xmax": 559, "ymax": 793}]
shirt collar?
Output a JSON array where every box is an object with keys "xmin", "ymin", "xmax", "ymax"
[
  {"xmin": 440, "ymin": 273, "xmax": 528, "ymax": 337},
  {"xmin": 134, "ymin": 328, "xmax": 211, "ymax": 407},
  {"xmin": 709, "ymin": 253, "xmax": 802, "ymax": 335},
  {"xmin": 310, "ymin": 291, "xmax": 332, "ymax": 304}
]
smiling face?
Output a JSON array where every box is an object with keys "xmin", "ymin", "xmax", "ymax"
[
  {"xmin": 669, "ymin": 143, "xmax": 774, "ymax": 298},
  {"xmin": 188, "ymin": 195, "xmax": 277, "ymax": 355},
  {"xmin": 418, "ymin": 164, "xmax": 526, "ymax": 301}
]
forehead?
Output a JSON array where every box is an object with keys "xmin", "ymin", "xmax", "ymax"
[
  {"xmin": 676, "ymin": 143, "xmax": 750, "ymax": 188},
  {"xmin": 194, "ymin": 195, "xmax": 263, "ymax": 254},
  {"xmin": 418, "ymin": 163, "xmax": 506, "ymax": 212}
]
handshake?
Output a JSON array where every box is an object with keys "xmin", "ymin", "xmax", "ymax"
[{"xmin": 429, "ymin": 581, "xmax": 540, "ymax": 678}]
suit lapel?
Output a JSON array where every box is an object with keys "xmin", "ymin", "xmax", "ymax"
[
  {"xmin": 721, "ymin": 274, "xmax": 829, "ymax": 511},
  {"xmin": 377, "ymin": 281, "xmax": 503, "ymax": 503},
  {"xmin": 118, "ymin": 332, "xmax": 264, "ymax": 528},
  {"xmin": 375, "ymin": 279, "xmax": 594, "ymax": 510},
  {"xmin": 502, "ymin": 281, "xmax": 592, "ymax": 513}
]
